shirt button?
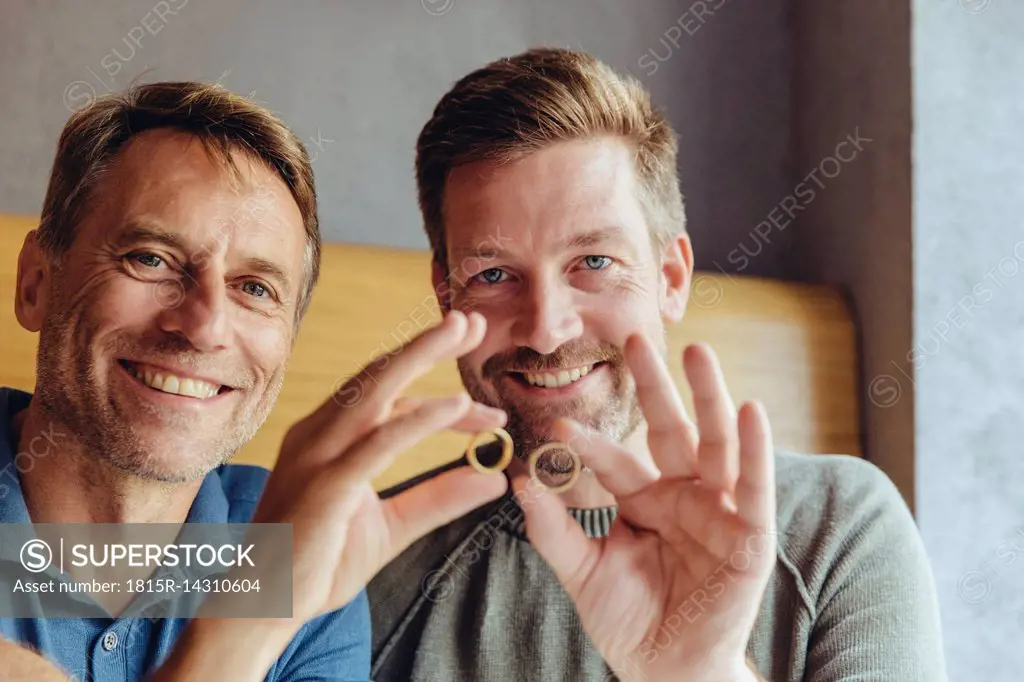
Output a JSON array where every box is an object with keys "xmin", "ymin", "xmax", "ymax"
[{"xmin": 101, "ymin": 631, "xmax": 118, "ymax": 651}]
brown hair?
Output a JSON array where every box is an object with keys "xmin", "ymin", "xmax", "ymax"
[
  {"xmin": 38, "ymin": 81, "xmax": 321, "ymax": 318},
  {"xmin": 416, "ymin": 47, "xmax": 685, "ymax": 271}
]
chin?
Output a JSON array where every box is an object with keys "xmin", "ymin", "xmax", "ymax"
[
  {"xmin": 126, "ymin": 459, "xmax": 223, "ymax": 484},
  {"xmin": 104, "ymin": 442, "xmax": 230, "ymax": 484}
]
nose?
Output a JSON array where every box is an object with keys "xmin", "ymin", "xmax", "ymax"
[
  {"xmin": 155, "ymin": 271, "xmax": 231, "ymax": 352},
  {"xmin": 509, "ymin": 275, "xmax": 583, "ymax": 355}
]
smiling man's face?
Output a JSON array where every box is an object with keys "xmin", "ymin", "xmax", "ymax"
[
  {"xmin": 21, "ymin": 128, "xmax": 307, "ymax": 483},
  {"xmin": 437, "ymin": 137, "xmax": 691, "ymax": 467}
]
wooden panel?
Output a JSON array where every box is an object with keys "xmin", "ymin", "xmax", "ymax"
[{"xmin": 1, "ymin": 215, "xmax": 860, "ymax": 490}]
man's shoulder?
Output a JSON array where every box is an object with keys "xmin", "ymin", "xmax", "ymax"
[
  {"xmin": 773, "ymin": 449, "xmax": 908, "ymax": 529},
  {"xmin": 762, "ymin": 452, "xmax": 945, "ymax": 678},
  {"xmin": 771, "ymin": 449, "xmax": 920, "ymax": 592},
  {"xmin": 212, "ymin": 462, "xmax": 271, "ymax": 523}
]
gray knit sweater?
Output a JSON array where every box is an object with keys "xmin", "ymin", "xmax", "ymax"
[{"xmin": 368, "ymin": 451, "xmax": 947, "ymax": 681}]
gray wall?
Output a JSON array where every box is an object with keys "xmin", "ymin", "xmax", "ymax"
[
  {"xmin": 0, "ymin": 0, "xmax": 792, "ymax": 277},
  {"xmin": 913, "ymin": 1, "xmax": 1024, "ymax": 679}
]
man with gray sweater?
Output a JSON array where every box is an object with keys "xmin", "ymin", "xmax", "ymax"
[{"xmin": 367, "ymin": 48, "xmax": 947, "ymax": 681}]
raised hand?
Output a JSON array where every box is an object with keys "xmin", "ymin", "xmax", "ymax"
[
  {"xmin": 515, "ymin": 333, "xmax": 775, "ymax": 682},
  {"xmin": 253, "ymin": 310, "xmax": 509, "ymax": 625}
]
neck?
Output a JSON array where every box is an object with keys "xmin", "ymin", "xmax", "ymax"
[
  {"xmin": 509, "ymin": 421, "xmax": 652, "ymax": 509},
  {"xmin": 12, "ymin": 402, "xmax": 201, "ymax": 524}
]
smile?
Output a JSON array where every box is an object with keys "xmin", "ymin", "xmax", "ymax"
[
  {"xmin": 118, "ymin": 360, "xmax": 229, "ymax": 400},
  {"xmin": 508, "ymin": 363, "xmax": 604, "ymax": 389}
]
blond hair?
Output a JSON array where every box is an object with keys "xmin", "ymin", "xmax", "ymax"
[
  {"xmin": 416, "ymin": 47, "xmax": 685, "ymax": 270},
  {"xmin": 38, "ymin": 81, "xmax": 321, "ymax": 318}
]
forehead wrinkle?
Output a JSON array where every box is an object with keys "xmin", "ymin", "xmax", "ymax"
[{"xmin": 444, "ymin": 139, "xmax": 642, "ymax": 264}]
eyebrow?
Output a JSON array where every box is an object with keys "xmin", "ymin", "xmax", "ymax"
[
  {"xmin": 114, "ymin": 223, "xmax": 189, "ymax": 252},
  {"xmin": 565, "ymin": 226, "xmax": 629, "ymax": 251},
  {"xmin": 242, "ymin": 257, "xmax": 293, "ymax": 295},
  {"xmin": 115, "ymin": 221, "xmax": 293, "ymax": 295},
  {"xmin": 448, "ymin": 226, "xmax": 633, "ymax": 264}
]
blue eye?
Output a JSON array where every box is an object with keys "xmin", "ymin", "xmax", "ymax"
[
  {"xmin": 477, "ymin": 268, "xmax": 507, "ymax": 284},
  {"xmin": 242, "ymin": 281, "xmax": 268, "ymax": 298},
  {"xmin": 133, "ymin": 253, "xmax": 165, "ymax": 268},
  {"xmin": 582, "ymin": 256, "xmax": 611, "ymax": 270}
]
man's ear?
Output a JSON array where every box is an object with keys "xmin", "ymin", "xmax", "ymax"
[
  {"xmin": 14, "ymin": 230, "xmax": 52, "ymax": 333},
  {"xmin": 431, "ymin": 259, "xmax": 452, "ymax": 313},
  {"xmin": 659, "ymin": 233, "xmax": 693, "ymax": 324}
]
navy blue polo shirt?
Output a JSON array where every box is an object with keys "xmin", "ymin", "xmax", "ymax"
[{"xmin": 0, "ymin": 387, "xmax": 371, "ymax": 681}]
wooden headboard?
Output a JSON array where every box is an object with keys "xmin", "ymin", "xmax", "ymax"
[{"xmin": 1, "ymin": 215, "xmax": 860, "ymax": 489}]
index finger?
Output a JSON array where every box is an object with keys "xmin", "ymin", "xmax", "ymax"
[
  {"xmin": 335, "ymin": 310, "xmax": 484, "ymax": 412},
  {"xmin": 314, "ymin": 310, "xmax": 485, "ymax": 445},
  {"xmin": 368, "ymin": 310, "xmax": 486, "ymax": 399}
]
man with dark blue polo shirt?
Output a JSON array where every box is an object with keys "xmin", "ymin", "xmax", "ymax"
[{"xmin": 0, "ymin": 82, "xmax": 378, "ymax": 681}]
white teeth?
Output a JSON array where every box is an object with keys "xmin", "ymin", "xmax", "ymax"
[
  {"xmin": 130, "ymin": 365, "xmax": 221, "ymax": 399},
  {"xmin": 524, "ymin": 364, "xmax": 596, "ymax": 388}
]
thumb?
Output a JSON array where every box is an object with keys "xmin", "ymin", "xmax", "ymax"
[{"xmin": 510, "ymin": 475, "xmax": 596, "ymax": 599}]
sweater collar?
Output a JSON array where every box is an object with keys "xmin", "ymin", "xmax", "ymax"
[{"xmin": 506, "ymin": 495, "xmax": 619, "ymax": 540}]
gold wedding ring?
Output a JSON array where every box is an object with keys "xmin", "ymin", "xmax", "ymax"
[
  {"xmin": 466, "ymin": 427, "xmax": 514, "ymax": 474},
  {"xmin": 528, "ymin": 442, "xmax": 582, "ymax": 494}
]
